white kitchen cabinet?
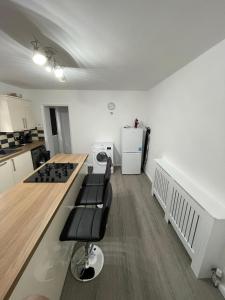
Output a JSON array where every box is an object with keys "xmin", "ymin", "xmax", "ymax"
[
  {"xmin": 7, "ymin": 97, "xmax": 25, "ymax": 131},
  {"xmin": 0, "ymin": 96, "xmax": 35, "ymax": 132},
  {"xmin": 0, "ymin": 160, "xmax": 14, "ymax": 193},
  {"xmin": 0, "ymin": 151, "xmax": 34, "ymax": 194},
  {"xmin": 24, "ymin": 100, "xmax": 36, "ymax": 130},
  {"xmin": 12, "ymin": 151, "xmax": 34, "ymax": 183}
]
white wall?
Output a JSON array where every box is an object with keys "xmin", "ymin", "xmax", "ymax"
[
  {"xmin": 24, "ymin": 90, "xmax": 148, "ymax": 165},
  {"xmin": 0, "ymin": 82, "xmax": 24, "ymax": 94},
  {"xmin": 145, "ymin": 39, "xmax": 225, "ymax": 206}
]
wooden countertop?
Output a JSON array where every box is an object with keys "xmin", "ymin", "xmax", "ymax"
[
  {"xmin": 0, "ymin": 140, "xmax": 45, "ymax": 163},
  {"xmin": 0, "ymin": 153, "xmax": 88, "ymax": 300}
]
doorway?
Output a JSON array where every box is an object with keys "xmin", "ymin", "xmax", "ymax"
[{"xmin": 42, "ymin": 105, "xmax": 72, "ymax": 157}]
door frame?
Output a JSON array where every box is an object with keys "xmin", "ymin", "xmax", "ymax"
[{"xmin": 41, "ymin": 103, "xmax": 72, "ymax": 155}]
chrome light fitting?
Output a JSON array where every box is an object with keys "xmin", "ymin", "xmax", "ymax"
[
  {"xmin": 31, "ymin": 40, "xmax": 47, "ymax": 66},
  {"xmin": 45, "ymin": 47, "xmax": 56, "ymax": 73},
  {"xmin": 31, "ymin": 39, "xmax": 66, "ymax": 82},
  {"xmin": 45, "ymin": 58, "xmax": 52, "ymax": 72}
]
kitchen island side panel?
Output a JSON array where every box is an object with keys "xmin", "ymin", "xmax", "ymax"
[{"xmin": 9, "ymin": 162, "xmax": 87, "ymax": 300}]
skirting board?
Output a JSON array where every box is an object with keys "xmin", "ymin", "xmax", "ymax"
[{"xmin": 144, "ymin": 169, "xmax": 153, "ymax": 183}]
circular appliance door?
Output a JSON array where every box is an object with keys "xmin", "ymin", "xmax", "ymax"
[{"xmin": 96, "ymin": 151, "xmax": 108, "ymax": 164}]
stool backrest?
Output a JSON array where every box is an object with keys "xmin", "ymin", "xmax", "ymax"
[
  {"xmin": 104, "ymin": 157, "xmax": 112, "ymax": 182},
  {"xmin": 103, "ymin": 181, "xmax": 112, "ymax": 209},
  {"xmin": 99, "ymin": 182, "xmax": 112, "ymax": 239}
]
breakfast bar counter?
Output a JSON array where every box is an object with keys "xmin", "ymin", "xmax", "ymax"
[{"xmin": 0, "ymin": 153, "xmax": 88, "ymax": 300}]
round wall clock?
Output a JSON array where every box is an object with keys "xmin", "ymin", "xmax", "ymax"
[{"xmin": 107, "ymin": 102, "xmax": 116, "ymax": 111}]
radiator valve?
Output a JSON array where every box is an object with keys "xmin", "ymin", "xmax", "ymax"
[{"xmin": 211, "ymin": 267, "xmax": 223, "ymax": 288}]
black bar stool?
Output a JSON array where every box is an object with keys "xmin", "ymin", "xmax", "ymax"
[
  {"xmin": 82, "ymin": 157, "xmax": 112, "ymax": 187},
  {"xmin": 75, "ymin": 157, "xmax": 112, "ymax": 206},
  {"xmin": 60, "ymin": 182, "xmax": 112, "ymax": 281}
]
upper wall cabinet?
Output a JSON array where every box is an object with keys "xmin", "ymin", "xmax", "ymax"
[{"xmin": 0, "ymin": 96, "xmax": 36, "ymax": 132}]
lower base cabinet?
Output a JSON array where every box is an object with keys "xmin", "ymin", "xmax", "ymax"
[
  {"xmin": 0, "ymin": 160, "xmax": 15, "ymax": 193},
  {"xmin": 12, "ymin": 151, "xmax": 34, "ymax": 184},
  {"xmin": 0, "ymin": 151, "xmax": 34, "ymax": 193}
]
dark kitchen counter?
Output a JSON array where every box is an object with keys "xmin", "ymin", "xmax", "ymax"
[{"xmin": 0, "ymin": 140, "xmax": 45, "ymax": 163}]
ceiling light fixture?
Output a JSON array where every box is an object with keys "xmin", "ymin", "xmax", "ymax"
[
  {"xmin": 31, "ymin": 40, "xmax": 47, "ymax": 66},
  {"xmin": 30, "ymin": 39, "xmax": 66, "ymax": 83}
]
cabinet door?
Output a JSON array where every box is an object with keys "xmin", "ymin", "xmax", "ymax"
[
  {"xmin": 24, "ymin": 100, "xmax": 36, "ymax": 130},
  {"xmin": 12, "ymin": 151, "xmax": 34, "ymax": 183},
  {"xmin": 0, "ymin": 160, "xmax": 14, "ymax": 193},
  {"xmin": 0, "ymin": 97, "xmax": 24, "ymax": 132},
  {"xmin": 0, "ymin": 97, "xmax": 35, "ymax": 132},
  {"xmin": 122, "ymin": 152, "xmax": 142, "ymax": 174},
  {"xmin": 6, "ymin": 98, "xmax": 25, "ymax": 131}
]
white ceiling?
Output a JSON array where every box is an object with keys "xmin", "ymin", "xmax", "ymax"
[{"xmin": 0, "ymin": 0, "xmax": 225, "ymax": 90}]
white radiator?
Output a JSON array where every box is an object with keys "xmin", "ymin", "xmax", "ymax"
[
  {"xmin": 153, "ymin": 166, "xmax": 170, "ymax": 210},
  {"xmin": 152, "ymin": 158, "xmax": 225, "ymax": 278}
]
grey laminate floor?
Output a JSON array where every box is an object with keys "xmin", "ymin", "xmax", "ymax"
[{"xmin": 61, "ymin": 168, "xmax": 222, "ymax": 300}]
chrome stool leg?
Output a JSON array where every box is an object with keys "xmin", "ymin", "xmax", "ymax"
[{"xmin": 70, "ymin": 242, "xmax": 104, "ymax": 282}]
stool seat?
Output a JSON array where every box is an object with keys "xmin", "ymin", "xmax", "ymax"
[
  {"xmin": 60, "ymin": 207, "xmax": 105, "ymax": 242},
  {"xmin": 82, "ymin": 157, "xmax": 112, "ymax": 187},
  {"xmin": 75, "ymin": 185, "xmax": 104, "ymax": 206},
  {"xmin": 82, "ymin": 174, "xmax": 105, "ymax": 186}
]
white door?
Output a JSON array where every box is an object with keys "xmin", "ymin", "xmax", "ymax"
[
  {"xmin": 121, "ymin": 128, "xmax": 143, "ymax": 152},
  {"xmin": 55, "ymin": 107, "xmax": 72, "ymax": 153},
  {"xmin": 122, "ymin": 152, "xmax": 142, "ymax": 174},
  {"xmin": 0, "ymin": 160, "xmax": 14, "ymax": 193},
  {"xmin": 12, "ymin": 151, "xmax": 34, "ymax": 183}
]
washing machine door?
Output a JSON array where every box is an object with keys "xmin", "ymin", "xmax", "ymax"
[{"xmin": 96, "ymin": 151, "xmax": 108, "ymax": 164}]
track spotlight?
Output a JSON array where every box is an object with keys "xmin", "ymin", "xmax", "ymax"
[
  {"xmin": 31, "ymin": 40, "xmax": 47, "ymax": 66},
  {"xmin": 54, "ymin": 66, "xmax": 64, "ymax": 78}
]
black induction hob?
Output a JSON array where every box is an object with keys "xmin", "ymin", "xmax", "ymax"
[{"xmin": 24, "ymin": 163, "xmax": 78, "ymax": 183}]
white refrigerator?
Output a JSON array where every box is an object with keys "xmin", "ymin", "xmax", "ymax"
[{"xmin": 121, "ymin": 127, "xmax": 144, "ymax": 174}]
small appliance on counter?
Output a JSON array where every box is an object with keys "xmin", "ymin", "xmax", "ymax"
[
  {"xmin": 17, "ymin": 132, "xmax": 32, "ymax": 145},
  {"xmin": 121, "ymin": 127, "xmax": 144, "ymax": 174}
]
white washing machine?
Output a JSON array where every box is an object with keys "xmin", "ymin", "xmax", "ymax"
[{"xmin": 92, "ymin": 142, "xmax": 114, "ymax": 174}]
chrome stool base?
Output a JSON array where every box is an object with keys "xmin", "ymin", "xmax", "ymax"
[{"xmin": 71, "ymin": 244, "xmax": 104, "ymax": 282}]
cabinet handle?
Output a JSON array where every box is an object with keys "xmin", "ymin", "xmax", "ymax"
[
  {"xmin": 25, "ymin": 118, "xmax": 28, "ymax": 129},
  {"xmin": 22, "ymin": 118, "xmax": 25, "ymax": 129},
  {"xmin": 12, "ymin": 159, "xmax": 16, "ymax": 171},
  {"xmin": 0, "ymin": 162, "xmax": 6, "ymax": 167}
]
